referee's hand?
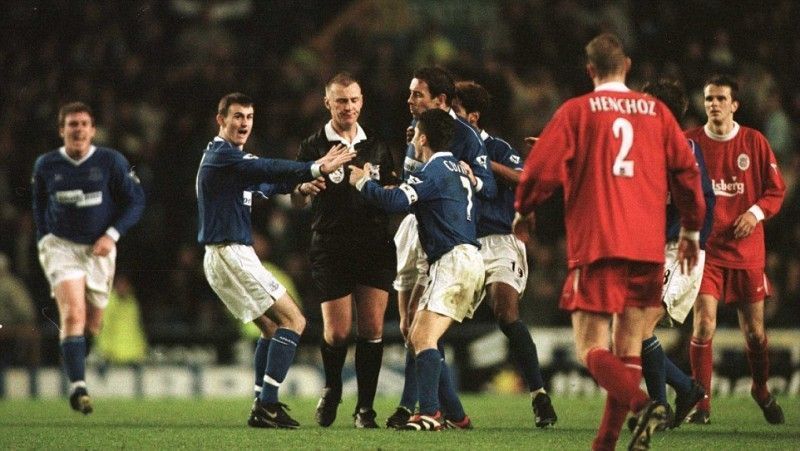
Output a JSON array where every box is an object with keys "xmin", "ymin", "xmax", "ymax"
[{"xmin": 298, "ymin": 177, "xmax": 326, "ymax": 196}]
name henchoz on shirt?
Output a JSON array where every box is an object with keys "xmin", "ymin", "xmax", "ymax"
[
  {"xmin": 55, "ymin": 190, "xmax": 103, "ymax": 207},
  {"xmin": 712, "ymin": 177, "xmax": 745, "ymax": 197},
  {"xmin": 588, "ymin": 96, "xmax": 657, "ymax": 116}
]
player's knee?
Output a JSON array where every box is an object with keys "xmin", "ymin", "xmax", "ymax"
[
  {"xmin": 61, "ymin": 311, "xmax": 86, "ymax": 332},
  {"xmin": 693, "ymin": 318, "xmax": 716, "ymax": 340},
  {"xmin": 280, "ymin": 312, "xmax": 305, "ymax": 335},
  {"xmin": 324, "ymin": 328, "xmax": 350, "ymax": 346},
  {"xmin": 744, "ymin": 330, "xmax": 766, "ymax": 349},
  {"xmin": 494, "ymin": 308, "xmax": 519, "ymax": 325}
]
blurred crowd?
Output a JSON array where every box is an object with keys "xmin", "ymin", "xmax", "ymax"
[{"xmin": 1, "ymin": 0, "xmax": 798, "ymax": 359}]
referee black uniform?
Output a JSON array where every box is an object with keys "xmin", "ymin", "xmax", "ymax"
[{"xmin": 297, "ymin": 124, "xmax": 398, "ymax": 303}]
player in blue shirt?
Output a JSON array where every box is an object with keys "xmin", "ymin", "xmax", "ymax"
[
  {"xmin": 350, "ymin": 109, "xmax": 485, "ymax": 431},
  {"xmin": 388, "ymin": 67, "xmax": 495, "ymax": 429},
  {"xmin": 196, "ymin": 92, "xmax": 353, "ymax": 428},
  {"xmin": 32, "ymin": 102, "xmax": 145, "ymax": 414},
  {"xmin": 632, "ymin": 79, "xmax": 716, "ymax": 429},
  {"xmin": 453, "ymin": 80, "xmax": 558, "ymax": 428}
]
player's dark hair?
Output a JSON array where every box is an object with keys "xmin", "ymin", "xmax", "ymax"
[
  {"xmin": 58, "ymin": 102, "xmax": 94, "ymax": 128},
  {"xmin": 417, "ymin": 109, "xmax": 454, "ymax": 152},
  {"xmin": 703, "ymin": 74, "xmax": 739, "ymax": 102},
  {"xmin": 454, "ymin": 81, "xmax": 490, "ymax": 115},
  {"xmin": 325, "ymin": 72, "xmax": 360, "ymax": 93},
  {"xmin": 642, "ymin": 78, "xmax": 688, "ymax": 120},
  {"xmin": 585, "ymin": 33, "xmax": 627, "ymax": 78},
  {"xmin": 413, "ymin": 67, "xmax": 455, "ymax": 106},
  {"xmin": 218, "ymin": 92, "xmax": 253, "ymax": 117}
]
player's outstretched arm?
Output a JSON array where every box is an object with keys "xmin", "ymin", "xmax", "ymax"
[{"xmin": 316, "ymin": 143, "xmax": 354, "ymax": 175}]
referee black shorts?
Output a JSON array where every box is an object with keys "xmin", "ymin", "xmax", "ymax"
[{"xmin": 309, "ymin": 231, "xmax": 397, "ymax": 302}]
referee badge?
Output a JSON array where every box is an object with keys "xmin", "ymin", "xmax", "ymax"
[{"xmin": 329, "ymin": 166, "xmax": 345, "ymax": 184}]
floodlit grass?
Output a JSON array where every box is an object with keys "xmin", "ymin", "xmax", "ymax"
[{"xmin": 1, "ymin": 394, "xmax": 797, "ymax": 450}]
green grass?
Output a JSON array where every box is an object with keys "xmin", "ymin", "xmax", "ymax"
[{"xmin": 1, "ymin": 395, "xmax": 797, "ymax": 450}]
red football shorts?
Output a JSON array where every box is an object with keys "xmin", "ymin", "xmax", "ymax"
[
  {"xmin": 699, "ymin": 260, "xmax": 771, "ymax": 304},
  {"xmin": 559, "ymin": 259, "xmax": 663, "ymax": 314}
]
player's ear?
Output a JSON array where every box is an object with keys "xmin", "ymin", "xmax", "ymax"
[
  {"xmin": 731, "ymin": 99, "xmax": 740, "ymax": 113},
  {"xmin": 323, "ymin": 96, "xmax": 331, "ymax": 111},
  {"xmin": 216, "ymin": 113, "xmax": 225, "ymax": 127}
]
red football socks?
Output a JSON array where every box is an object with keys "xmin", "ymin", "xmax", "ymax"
[{"xmin": 690, "ymin": 337, "xmax": 713, "ymax": 411}]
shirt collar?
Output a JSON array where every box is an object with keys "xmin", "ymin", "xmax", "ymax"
[
  {"xmin": 480, "ymin": 129, "xmax": 489, "ymax": 141},
  {"xmin": 704, "ymin": 121, "xmax": 740, "ymax": 142},
  {"xmin": 594, "ymin": 81, "xmax": 630, "ymax": 92},
  {"xmin": 324, "ymin": 121, "xmax": 367, "ymax": 149},
  {"xmin": 59, "ymin": 145, "xmax": 96, "ymax": 166},
  {"xmin": 447, "ymin": 108, "xmax": 458, "ymax": 119}
]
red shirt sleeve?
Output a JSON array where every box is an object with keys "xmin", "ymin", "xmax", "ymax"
[{"xmin": 515, "ymin": 104, "xmax": 573, "ymax": 215}]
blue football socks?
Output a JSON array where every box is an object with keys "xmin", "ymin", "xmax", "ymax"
[
  {"xmin": 500, "ymin": 320, "xmax": 545, "ymax": 391},
  {"xmin": 259, "ymin": 328, "xmax": 300, "ymax": 404},
  {"xmin": 253, "ymin": 337, "xmax": 270, "ymax": 398}
]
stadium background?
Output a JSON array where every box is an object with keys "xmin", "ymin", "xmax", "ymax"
[{"xmin": 0, "ymin": 0, "xmax": 798, "ymax": 398}]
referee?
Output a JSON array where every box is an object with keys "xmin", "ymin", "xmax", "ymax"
[{"xmin": 293, "ymin": 72, "xmax": 398, "ymax": 428}]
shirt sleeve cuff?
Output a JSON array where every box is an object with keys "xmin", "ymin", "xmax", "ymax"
[
  {"xmin": 679, "ymin": 227, "xmax": 699, "ymax": 242},
  {"xmin": 748, "ymin": 205, "xmax": 765, "ymax": 222},
  {"xmin": 474, "ymin": 177, "xmax": 483, "ymax": 192},
  {"xmin": 355, "ymin": 175, "xmax": 371, "ymax": 191},
  {"xmin": 106, "ymin": 227, "xmax": 120, "ymax": 242},
  {"xmin": 310, "ymin": 163, "xmax": 322, "ymax": 178}
]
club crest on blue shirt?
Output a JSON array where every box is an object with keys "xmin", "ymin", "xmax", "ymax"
[
  {"xmin": 329, "ymin": 166, "xmax": 345, "ymax": 184},
  {"xmin": 369, "ymin": 164, "xmax": 380, "ymax": 180}
]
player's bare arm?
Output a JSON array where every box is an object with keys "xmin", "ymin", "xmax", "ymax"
[
  {"xmin": 490, "ymin": 161, "xmax": 521, "ymax": 186},
  {"xmin": 512, "ymin": 212, "xmax": 535, "ymax": 244}
]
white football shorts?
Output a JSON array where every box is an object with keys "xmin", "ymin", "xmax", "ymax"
[
  {"xmin": 37, "ymin": 233, "xmax": 116, "ymax": 308},
  {"xmin": 418, "ymin": 244, "xmax": 485, "ymax": 323},
  {"xmin": 662, "ymin": 242, "xmax": 705, "ymax": 324},
  {"xmin": 393, "ymin": 213, "xmax": 429, "ymax": 291},
  {"xmin": 204, "ymin": 243, "xmax": 287, "ymax": 323},
  {"xmin": 478, "ymin": 234, "xmax": 528, "ymax": 295}
]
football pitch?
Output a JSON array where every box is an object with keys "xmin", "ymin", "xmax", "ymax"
[{"xmin": 2, "ymin": 394, "xmax": 797, "ymax": 450}]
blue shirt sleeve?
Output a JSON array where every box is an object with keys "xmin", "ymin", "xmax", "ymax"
[
  {"xmin": 359, "ymin": 180, "xmax": 413, "ymax": 214},
  {"xmin": 109, "ymin": 152, "xmax": 145, "ymax": 237},
  {"xmin": 253, "ymin": 181, "xmax": 295, "ymax": 199},
  {"xmin": 218, "ymin": 146, "xmax": 315, "ymax": 187},
  {"xmin": 691, "ymin": 140, "xmax": 716, "ymax": 248}
]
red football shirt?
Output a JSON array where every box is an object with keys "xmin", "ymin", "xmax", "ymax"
[
  {"xmin": 516, "ymin": 82, "xmax": 705, "ymax": 269},
  {"xmin": 685, "ymin": 123, "xmax": 785, "ymax": 269}
]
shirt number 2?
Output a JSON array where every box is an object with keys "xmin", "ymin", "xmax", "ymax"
[{"xmin": 612, "ymin": 118, "xmax": 634, "ymax": 177}]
